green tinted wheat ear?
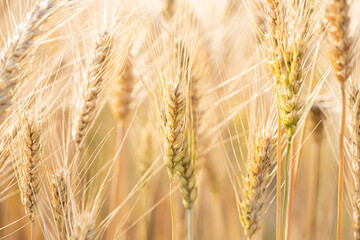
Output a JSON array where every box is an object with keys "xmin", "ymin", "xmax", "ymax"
[
  {"xmin": 51, "ymin": 168, "xmax": 68, "ymax": 240},
  {"xmin": 18, "ymin": 116, "xmax": 41, "ymax": 240},
  {"xmin": 263, "ymin": 1, "xmax": 314, "ymax": 239},
  {"xmin": 73, "ymin": 31, "xmax": 113, "ymax": 149},
  {"xmin": 0, "ymin": 0, "xmax": 57, "ymax": 122},
  {"xmin": 239, "ymin": 129, "xmax": 277, "ymax": 238},
  {"xmin": 326, "ymin": 1, "xmax": 353, "ymax": 239}
]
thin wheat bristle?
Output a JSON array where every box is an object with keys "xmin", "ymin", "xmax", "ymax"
[
  {"xmin": 71, "ymin": 212, "xmax": 96, "ymax": 240},
  {"xmin": 326, "ymin": 0, "xmax": 353, "ymax": 83},
  {"xmin": 138, "ymin": 122, "xmax": 156, "ymax": 178},
  {"xmin": 239, "ymin": 129, "xmax": 277, "ymax": 237},
  {"xmin": 51, "ymin": 168, "xmax": 68, "ymax": 240},
  {"xmin": 0, "ymin": 0, "xmax": 57, "ymax": 121},
  {"xmin": 19, "ymin": 116, "xmax": 41, "ymax": 221},
  {"xmin": 164, "ymin": 82, "xmax": 187, "ymax": 181},
  {"xmin": 73, "ymin": 31, "xmax": 113, "ymax": 149},
  {"xmin": 110, "ymin": 55, "xmax": 134, "ymax": 127}
]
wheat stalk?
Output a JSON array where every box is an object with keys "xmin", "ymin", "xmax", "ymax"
[{"xmin": 305, "ymin": 104, "xmax": 325, "ymax": 239}]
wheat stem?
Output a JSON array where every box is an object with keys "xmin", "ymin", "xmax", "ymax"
[
  {"xmin": 170, "ymin": 181, "xmax": 176, "ymax": 240},
  {"xmin": 276, "ymin": 105, "xmax": 282, "ymax": 240},
  {"xmin": 107, "ymin": 125, "xmax": 123, "ymax": 240},
  {"xmin": 281, "ymin": 139, "xmax": 291, "ymax": 240},
  {"xmin": 306, "ymin": 135, "xmax": 322, "ymax": 239},
  {"xmin": 31, "ymin": 221, "xmax": 34, "ymax": 240},
  {"xmin": 188, "ymin": 209, "xmax": 193, "ymax": 240},
  {"xmin": 337, "ymin": 83, "xmax": 346, "ymax": 240}
]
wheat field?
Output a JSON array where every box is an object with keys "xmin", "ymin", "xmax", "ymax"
[{"xmin": 0, "ymin": 0, "xmax": 359, "ymax": 239}]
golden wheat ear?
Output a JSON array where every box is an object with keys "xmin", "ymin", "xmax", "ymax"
[
  {"xmin": 0, "ymin": 0, "xmax": 61, "ymax": 122},
  {"xmin": 73, "ymin": 31, "xmax": 113, "ymax": 151},
  {"xmin": 239, "ymin": 129, "xmax": 277, "ymax": 238},
  {"xmin": 17, "ymin": 114, "xmax": 42, "ymax": 239},
  {"xmin": 110, "ymin": 54, "xmax": 134, "ymax": 127},
  {"xmin": 51, "ymin": 168, "xmax": 69, "ymax": 240}
]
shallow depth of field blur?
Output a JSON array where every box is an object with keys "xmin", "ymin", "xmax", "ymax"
[{"xmin": 0, "ymin": 0, "xmax": 359, "ymax": 239}]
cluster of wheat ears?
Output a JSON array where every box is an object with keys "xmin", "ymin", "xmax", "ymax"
[{"xmin": 0, "ymin": 0, "xmax": 360, "ymax": 239}]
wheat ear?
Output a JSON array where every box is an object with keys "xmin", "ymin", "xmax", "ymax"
[
  {"xmin": 110, "ymin": 55, "xmax": 134, "ymax": 127},
  {"xmin": 164, "ymin": 82, "xmax": 187, "ymax": 240},
  {"xmin": 239, "ymin": 129, "xmax": 277, "ymax": 238},
  {"xmin": 326, "ymin": 1, "xmax": 353, "ymax": 239},
  {"xmin": 51, "ymin": 168, "xmax": 69, "ymax": 240},
  {"xmin": 263, "ymin": 1, "xmax": 313, "ymax": 238},
  {"xmin": 73, "ymin": 31, "xmax": 113, "ymax": 150},
  {"xmin": 263, "ymin": 2, "xmax": 282, "ymax": 239},
  {"xmin": 0, "ymin": 0, "xmax": 57, "ymax": 122},
  {"xmin": 164, "ymin": 82, "xmax": 187, "ymax": 181},
  {"xmin": 19, "ymin": 116, "xmax": 41, "ymax": 240}
]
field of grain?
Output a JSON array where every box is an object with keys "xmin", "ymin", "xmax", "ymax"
[{"xmin": 0, "ymin": 0, "xmax": 359, "ymax": 239}]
